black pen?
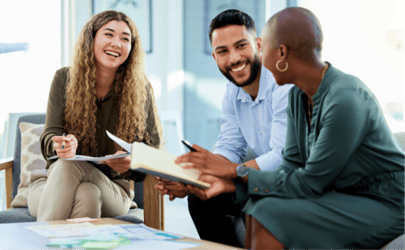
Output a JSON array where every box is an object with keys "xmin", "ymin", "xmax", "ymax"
[{"xmin": 181, "ymin": 140, "xmax": 197, "ymax": 152}]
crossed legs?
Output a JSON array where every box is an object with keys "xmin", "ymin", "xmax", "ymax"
[{"xmin": 30, "ymin": 160, "xmax": 131, "ymax": 221}]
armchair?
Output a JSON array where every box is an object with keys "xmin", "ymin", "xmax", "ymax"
[{"xmin": 0, "ymin": 114, "xmax": 164, "ymax": 230}]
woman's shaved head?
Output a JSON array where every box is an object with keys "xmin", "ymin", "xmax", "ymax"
[{"xmin": 263, "ymin": 7, "xmax": 323, "ymax": 60}]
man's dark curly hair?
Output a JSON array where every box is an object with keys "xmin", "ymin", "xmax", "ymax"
[{"xmin": 209, "ymin": 9, "xmax": 256, "ymax": 44}]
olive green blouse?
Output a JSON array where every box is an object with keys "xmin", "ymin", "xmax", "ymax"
[{"xmin": 40, "ymin": 67, "xmax": 161, "ymax": 181}]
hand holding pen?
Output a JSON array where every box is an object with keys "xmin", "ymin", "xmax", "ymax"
[
  {"xmin": 176, "ymin": 142, "xmax": 238, "ymax": 178},
  {"xmin": 61, "ymin": 133, "xmax": 66, "ymax": 149},
  {"xmin": 51, "ymin": 133, "xmax": 78, "ymax": 159}
]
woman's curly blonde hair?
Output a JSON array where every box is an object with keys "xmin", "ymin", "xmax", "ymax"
[{"xmin": 65, "ymin": 10, "xmax": 163, "ymax": 156}]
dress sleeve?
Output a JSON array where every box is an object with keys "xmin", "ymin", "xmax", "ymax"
[
  {"xmin": 245, "ymin": 89, "xmax": 370, "ymax": 198},
  {"xmin": 213, "ymin": 84, "xmax": 247, "ymax": 163},
  {"xmin": 40, "ymin": 68, "xmax": 68, "ymax": 163}
]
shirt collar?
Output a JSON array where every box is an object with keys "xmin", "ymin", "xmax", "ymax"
[
  {"xmin": 313, "ymin": 62, "xmax": 334, "ymax": 105},
  {"xmin": 236, "ymin": 65, "xmax": 273, "ymax": 103}
]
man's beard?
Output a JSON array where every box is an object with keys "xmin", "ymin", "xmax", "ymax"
[{"xmin": 219, "ymin": 54, "xmax": 261, "ymax": 88}]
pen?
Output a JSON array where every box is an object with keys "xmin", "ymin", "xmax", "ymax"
[{"xmin": 62, "ymin": 133, "xmax": 66, "ymax": 149}]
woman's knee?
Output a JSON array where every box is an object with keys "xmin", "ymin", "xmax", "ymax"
[
  {"xmin": 48, "ymin": 159, "xmax": 79, "ymax": 177},
  {"xmin": 75, "ymin": 182, "xmax": 102, "ymax": 205},
  {"xmin": 70, "ymin": 182, "xmax": 102, "ymax": 218},
  {"xmin": 251, "ymin": 216, "xmax": 285, "ymax": 249}
]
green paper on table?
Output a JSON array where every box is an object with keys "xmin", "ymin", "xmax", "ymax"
[
  {"xmin": 46, "ymin": 234, "xmax": 131, "ymax": 249},
  {"xmin": 82, "ymin": 233, "xmax": 119, "ymax": 241},
  {"xmin": 80, "ymin": 241, "xmax": 120, "ymax": 249},
  {"xmin": 46, "ymin": 238, "xmax": 82, "ymax": 248}
]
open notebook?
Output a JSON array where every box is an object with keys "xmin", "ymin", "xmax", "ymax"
[{"xmin": 109, "ymin": 131, "xmax": 210, "ymax": 189}]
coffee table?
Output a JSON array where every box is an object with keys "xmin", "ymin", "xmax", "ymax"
[{"xmin": 0, "ymin": 218, "xmax": 242, "ymax": 249}]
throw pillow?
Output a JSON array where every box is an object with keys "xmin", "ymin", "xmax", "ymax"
[{"xmin": 11, "ymin": 122, "xmax": 47, "ymax": 208}]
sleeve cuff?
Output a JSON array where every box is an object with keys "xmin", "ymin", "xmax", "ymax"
[
  {"xmin": 255, "ymin": 150, "xmax": 283, "ymax": 172},
  {"xmin": 246, "ymin": 168, "xmax": 277, "ymax": 196},
  {"xmin": 213, "ymin": 148, "xmax": 243, "ymax": 164}
]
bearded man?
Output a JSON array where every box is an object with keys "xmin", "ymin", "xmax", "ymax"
[{"xmin": 155, "ymin": 9, "xmax": 292, "ymax": 247}]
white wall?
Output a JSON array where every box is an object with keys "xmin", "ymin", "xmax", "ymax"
[{"xmin": 297, "ymin": 0, "xmax": 404, "ymax": 132}]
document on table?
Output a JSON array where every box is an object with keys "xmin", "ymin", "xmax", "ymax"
[
  {"xmin": 25, "ymin": 222, "xmax": 99, "ymax": 238},
  {"xmin": 26, "ymin": 223, "xmax": 200, "ymax": 250},
  {"xmin": 25, "ymin": 223, "xmax": 184, "ymax": 240}
]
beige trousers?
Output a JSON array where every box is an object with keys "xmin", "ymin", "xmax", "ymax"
[{"xmin": 27, "ymin": 159, "xmax": 132, "ymax": 221}]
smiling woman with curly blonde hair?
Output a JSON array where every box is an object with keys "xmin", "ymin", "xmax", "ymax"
[
  {"xmin": 27, "ymin": 10, "xmax": 163, "ymax": 221},
  {"xmin": 66, "ymin": 11, "xmax": 162, "ymax": 155}
]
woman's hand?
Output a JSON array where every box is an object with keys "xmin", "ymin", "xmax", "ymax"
[
  {"xmin": 101, "ymin": 151, "xmax": 131, "ymax": 174},
  {"xmin": 187, "ymin": 174, "xmax": 236, "ymax": 201},
  {"xmin": 175, "ymin": 144, "xmax": 238, "ymax": 178},
  {"xmin": 52, "ymin": 134, "xmax": 78, "ymax": 159},
  {"xmin": 154, "ymin": 177, "xmax": 190, "ymax": 201}
]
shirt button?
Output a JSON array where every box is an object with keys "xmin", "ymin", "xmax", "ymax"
[
  {"xmin": 265, "ymin": 189, "xmax": 269, "ymax": 193},
  {"xmin": 254, "ymin": 188, "xmax": 259, "ymax": 192}
]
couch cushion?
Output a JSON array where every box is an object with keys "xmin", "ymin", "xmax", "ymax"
[
  {"xmin": 11, "ymin": 123, "xmax": 46, "ymax": 208},
  {"xmin": 113, "ymin": 208, "xmax": 144, "ymax": 224},
  {"xmin": 0, "ymin": 208, "xmax": 36, "ymax": 223}
]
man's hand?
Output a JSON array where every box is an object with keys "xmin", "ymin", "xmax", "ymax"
[
  {"xmin": 154, "ymin": 177, "xmax": 191, "ymax": 201},
  {"xmin": 175, "ymin": 144, "xmax": 238, "ymax": 178},
  {"xmin": 101, "ymin": 151, "xmax": 130, "ymax": 174},
  {"xmin": 52, "ymin": 134, "xmax": 78, "ymax": 159},
  {"xmin": 187, "ymin": 174, "xmax": 235, "ymax": 201}
]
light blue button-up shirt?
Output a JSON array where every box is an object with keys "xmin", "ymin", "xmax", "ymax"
[{"xmin": 213, "ymin": 65, "xmax": 293, "ymax": 171}]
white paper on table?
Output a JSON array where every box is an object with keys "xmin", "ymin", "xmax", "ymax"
[
  {"xmin": 25, "ymin": 223, "xmax": 97, "ymax": 238},
  {"xmin": 91, "ymin": 224, "xmax": 182, "ymax": 240},
  {"xmin": 117, "ymin": 240, "xmax": 201, "ymax": 249}
]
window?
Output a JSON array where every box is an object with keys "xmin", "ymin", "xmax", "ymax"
[
  {"xmin": 0, "ymin": 0, "xmax": 61, "ymax": 210},
  {"xmin": 297, "ymin": 0, "xmax": 404, "ymax": 132}
]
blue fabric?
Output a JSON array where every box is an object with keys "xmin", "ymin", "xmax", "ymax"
[
  {"xmin": 0, "ymin": 208, "xmax": 36, "ymax": 223},
  {"xmin": 213, "ymin": 65, "xmax": 292, "ymax": 171},
  {"xmin": 0, "ymin": 207, "xmax": 143, "ymax": 224},
  {"xmin": 112, "ymin": 209, "xmax": 144, "ymax": 224}
]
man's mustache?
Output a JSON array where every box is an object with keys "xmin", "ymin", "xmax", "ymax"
[{"xmin": 226, "ymin": 60, "xmax": 249, "ymax": 71}]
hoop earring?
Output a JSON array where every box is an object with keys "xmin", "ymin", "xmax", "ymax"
[{"xmin": 276, "ymin": 60, "xmax": 288, "ymax": 72}]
